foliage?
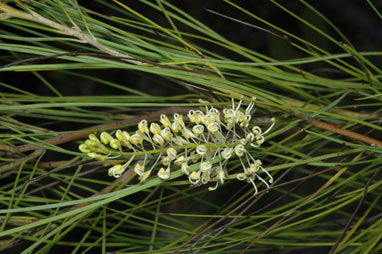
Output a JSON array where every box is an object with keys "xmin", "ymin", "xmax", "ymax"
[{"xmin": 0, "ymin": 0, "xmax": 381, "ymax": 253}]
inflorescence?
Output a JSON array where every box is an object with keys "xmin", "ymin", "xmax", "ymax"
[{"xmin": 79, "ymin": 98, "xmax": 275, "ymax": 194}]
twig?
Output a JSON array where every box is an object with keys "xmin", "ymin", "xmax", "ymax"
[
  {"xmin": 6, "ymin": 107, "xmax": 192, "ymax": 155},
  {"xmin": 310, "ymin": 118, "xmax": 382, "ymax": 147},
  {"xmin": 0, "ymin": 3, "xmax": 142, "ymax": 65},
  {"xmin": 287, "ymin": 108, "xmax": 382, "ymax": 146}
]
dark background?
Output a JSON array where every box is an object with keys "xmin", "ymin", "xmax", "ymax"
[{"xmin": 3, "ymin": 1, "xmax": 382, "ymax": 98}]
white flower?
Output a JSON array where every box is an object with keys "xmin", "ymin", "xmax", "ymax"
[
  {"xmin": 173, "ymin": 113, "xmax": 184, "ymax": 126},
  {"xmin": 158, "ymin": 166, "xmax": 170, "ymax": 180},
  {"xmin": 201, "ymin": 171, "xmax": 210, "ymax": 184},
  {"xmin": 221, "ymin": 147, "xmax": 233, "ymax": 160},
  {"xmin": 79, "ymin": 144, "xmax": 91, "ymax": 153},
  {"xmin": 252, "ymin": 126, "xmax": 262, "ymax": 137},
  {"xmin": 138, "ymin": 171, "xmax": 151, "ymax": 183},
  {"xmin": 217, "ymin": 168, "xmax": 225, "ymax": 185},
  {"xmin": 160, "ymin": 114, "xmax": 171, "ymax": 128},
  {"xmin": 192, "ymin": 124, "xmax": 204, "ymax": 136},
  {"xmin": 234, "ymin": 144, "xmax": 246, "ymax": 157},
  {"xmin": 162, "ymin": 156, "xmax": 171, "ymax": 166},
  {"xmin": 134, "ymin": 163, "xmax": 145, "ymax": 176},
  {"xmin": 237, "ymin": 173, "xmax": 247, "ymax": 181},
  {"xmin": 175, "ymin": 155, "xmax": 186, "ymax": 165},
  {"xmin": 196, "ymin": 145, "xmax": 207, "ymax": 156},
  {"xmin": 171, "ymin": 121, "xmax": 182, "ymax": 133},
  {"xmin": 172, "ymin": 136, "xmax": 188, "ymax": 146},
  {"xmin": 204, "ymin": 107, "xmax": 220, "ymax": 125},
  {"xmin": 153, "ymin": 134, "xmax": 165, "ymax": 146},
  {"xmin": 181, "ymin": 127, "xmax": 195, "ymax": 140},
  {"xmin": 255, "ymin": 135, "xmax": 265, "ymax": 146},
  {"xmin": 138, "ymin": 120, "xmax": 148, "ymax": 134},
  {"xmin": 187, "ymin": 110, "xmax": 196, "ymax": 123},
  {"xmin": 160, "ymin": 127, "xmax": 173, "ymax": 141},
  {"xmin": 108, "ymin": 164, "xmax": 124, "ymax": 178},
  {"xmin": 200, "ymin": 161, "xmax": 212, "ymax": 172},
  {"xmin": 189, "ymin": 170, "xmax": 201, "ymax": 184},
  {"xmin": 181, "ymin": 162, "xmax": 190, "ymax": 175},
  {"xmin": 115, "ymin": 130, "xmax": 131, "ymax": 147},
  {"xmin": 167, "ymin": 147, "xmax": 177, "ymax": 161},
  {"xmin": 109, "ymin": 139, "xmax": 121, "ymax": 150},
  {"xmin": 130, "ymin": 133, "xmax": 143, "ymax": 145},
  {"xmin": 193, "ymin": 110, "xmax": 204, "ymax": 124},
  {"xmin": 150, "ymin": 123, "xmax": 161, "ymax": 135},
  {"xmin": 100, "ymin": 132, "xmax": 113, "ymax": 145},
  {"xmin": 236, "ymin": 111, "xmax": 245, "ymax": 124},
  {"xmin": 207, "ymin": 122, "xmax": 219, "ymax": 134}
]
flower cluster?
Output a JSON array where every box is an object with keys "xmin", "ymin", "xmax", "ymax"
[{"xmin": 79, "ymin": 98, "xmax": 275, "ymax": 194}]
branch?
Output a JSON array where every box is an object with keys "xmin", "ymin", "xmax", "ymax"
[
  {"xmin": 6, "ymin": 107, "xmax": 192, "ymax": 155},
  {"xmin": 310, "ymin": 118, "xmax": 382, "ymax": 147},
  {"xmin": 288, "ymin": 108, "xmax": 382, "ymax": 147}
]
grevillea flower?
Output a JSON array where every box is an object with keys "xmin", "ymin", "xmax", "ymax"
[{"xmin": 79, "ymin": 98, "xmax": 275, "ymax": 194}]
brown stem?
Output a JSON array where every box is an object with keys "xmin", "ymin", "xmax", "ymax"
[
  {"xmin": 6, "ymin": 107, "xmax": 192, "ymax": 155},
  {"xmin": 287, "ymin": 107, "xmax": 382, "ymax": 147},
  {"xmin": 310, "ymin": 118, "xmax": 382, "ymax": 147}
]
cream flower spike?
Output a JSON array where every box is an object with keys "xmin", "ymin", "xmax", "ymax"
[{"xmin": 79, "ymin": 96, "xmax": 275, "ymax": 194}]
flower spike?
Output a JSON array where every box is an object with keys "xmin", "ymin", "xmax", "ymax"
[{"xmin": 79, "ymin": 97, "xmax": 275, "ymax": 194}]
